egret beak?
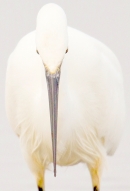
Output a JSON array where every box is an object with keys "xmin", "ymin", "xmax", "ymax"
[{"xmin": 45, "ymin": 69, "xmax": 60, "ymax": 177}]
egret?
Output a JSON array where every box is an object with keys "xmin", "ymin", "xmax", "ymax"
[{"xmin": 5, "ymin": 3, "xmax": 125, "ymax": 191}]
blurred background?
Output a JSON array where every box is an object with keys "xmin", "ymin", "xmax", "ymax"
[{"xmin": 0, "ymin": 0, "xmax": 130, "ymax": 190}]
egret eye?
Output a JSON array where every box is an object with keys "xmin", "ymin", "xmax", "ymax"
[
  {"xmin": 36, "ymin": 50, "xmax": 39, "ymax": 54},
  {"xmin": 65, "ymin": 49, "xmax": 68, "ymax": 54}
]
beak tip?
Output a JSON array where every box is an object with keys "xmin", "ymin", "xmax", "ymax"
[{"xmin": 54, "ymin": 164, "xmax": 56, "ymax": 177}]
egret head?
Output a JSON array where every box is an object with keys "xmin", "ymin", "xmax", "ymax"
[
  {"xmin": 36, "ymin": 3, "xmax": 68, "ymax": 177},
  {"xmin": 36, "ymin": 3, "xmax": 68, "ymax": 73}
]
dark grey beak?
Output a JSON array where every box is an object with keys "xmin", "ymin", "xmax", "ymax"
[{"xmin": 45, "ymin": 69, "xmax": 60, "ymax": 177}]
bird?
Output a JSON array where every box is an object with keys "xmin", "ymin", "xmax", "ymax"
[{"xmin": 5, "ymin": 3, "xmax": 125, "ymax": 191}]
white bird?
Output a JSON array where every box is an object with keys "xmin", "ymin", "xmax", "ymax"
[{"xmin": 5, "ymin": 3, "xmax": 125, "ymax": 191}]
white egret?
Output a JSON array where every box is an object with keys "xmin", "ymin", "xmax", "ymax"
[{"xmin": 5, "ymin": 3, "xmax": 125, "ymax": 191}]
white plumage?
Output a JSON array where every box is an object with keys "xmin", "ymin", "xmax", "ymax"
[{"xmin": 5, "ymin": 3, "xmax": 125, "ymax": 191}]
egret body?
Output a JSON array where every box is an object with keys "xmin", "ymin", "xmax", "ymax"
[{"xmin": 6, "ymin": 3, "xmax": 125, "ymax": 191}]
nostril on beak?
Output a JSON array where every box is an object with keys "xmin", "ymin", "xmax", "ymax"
[{"xmin": 36, "ymin": 50, "xmax": 39, "ymax": 54}]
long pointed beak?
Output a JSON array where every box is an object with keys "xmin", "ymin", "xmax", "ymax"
[{"xmin": 45, "ymin": 69, "xmax": 60, "ymax": 177}]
